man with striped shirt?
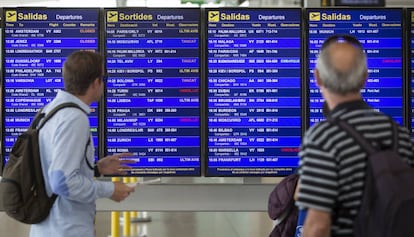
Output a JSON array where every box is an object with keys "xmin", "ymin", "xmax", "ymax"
[{"xmin": 295, "ymin": 34, "xmax": 414, "ymax": 237}]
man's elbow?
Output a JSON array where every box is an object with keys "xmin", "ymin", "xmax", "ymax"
[{"xmin": 49, "ymin": 170, "xmax": 70, "ymax": 196}]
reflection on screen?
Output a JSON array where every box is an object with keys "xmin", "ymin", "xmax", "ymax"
[
  {"xmin": 206, "ymin": 9, "xmax": 302, "ymax": 176},
  {"xmin": 3, "ymin": 8, "xmax": 100, "ymax": 164},
  {"xmin": 104, "ymin": 8, "xmax": 201, "ymax": 176},
  {"xmin": 307, "ymin": 9, "xmax": 403, "ymax": 126}
]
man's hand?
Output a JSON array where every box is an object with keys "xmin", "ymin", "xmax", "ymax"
[
  {"xmin": 111, "ymin": 182, "xmax": 135, "ymax": 202},
  {"xmin": 97, "ymin": 152, "xmax": 135, "ymax": 175}
]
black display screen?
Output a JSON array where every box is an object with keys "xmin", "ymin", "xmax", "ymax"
[
  {"xmin": 307, "ymin": 8, "xmax": 404, "ymax": 126},
  {"xmin": 206, "ymin": 9, "xmax": 302, "ymax": 176},
  {"xmin": 2, "ymin": 8, "xmax": 100, "ymax": 165},
  {"xmin": 104, "ymin": 8, "xmax": 201, "ymax": 176}
]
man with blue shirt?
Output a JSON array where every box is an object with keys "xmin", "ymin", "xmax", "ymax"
[{"xmin": 30, "ymin": 51, "xmax": 135, "ymax": 237}]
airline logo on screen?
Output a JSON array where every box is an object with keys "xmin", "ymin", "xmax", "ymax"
[
  {"xmin": 208, "ymin": 11, "xmax": 250, "ymax": 22},
  {"xmin": 309, "ymin": 12, "xmax": 321, "ymax": 21},
  {"xmin": 309, "ymin": 12, "xmax": 351, "ymax": 21},
  {"xmin": 208, "ymin": 11, "xmax": 220, "ymax": 22},
  {"xmin": 5, "ymin": 10, "xmax": 17, "ymax": 22},
  {"xmin": 107, "ymin": 11, "xmax": 118, "ymax": 22}
]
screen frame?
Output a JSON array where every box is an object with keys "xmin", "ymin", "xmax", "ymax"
[
  {"xmin": 407, "ymin": 8, "xmax": 414, "ymax": 136},
  {"xmin": 204, "ymin": 7, "xmax": 304, "ymax": 177},
  {"xmin": 102, "ymin": 7, "xmax": 203, "ymax": 177},
  {"xmin": 1, "ymin": 7, "xmax": 101, "ymax": 174},
  {"xmin": 305, "ymin": 7, "xmax": 407, "ymax": 131},
  {"xmin": 0, "ymin": 8, "xmax": 3, "ymax": 175}
]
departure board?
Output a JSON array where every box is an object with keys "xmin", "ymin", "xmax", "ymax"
[
  {"xmin": 410, "ymin": 9, "xmax": 414, "ymax": 136},
  {"xmin": 307, "ymin": 8, "xmax": 403, "ymax": 126},
  {"xmin": 206, "ymin": 9, "xmax": 302, "ymax": 176},
  {"xmin": 105, "ymin": 8, "xmax": 201, "ymax": 176},
  {"xmin": 2, "ymin": 8, "xmax": 100, "ymax": 164}
]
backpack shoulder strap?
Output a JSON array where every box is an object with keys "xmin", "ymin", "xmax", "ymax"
[
  {"xmin": 37, "ymin": 102, "xmax": 86, "ymax": 130},
  {"xmin": 328, "ymin": 118, "xmax": 398, "ymax": 155},
  {"xmin": 35, "ymin": 102, "xmax": 93, "ymax": 170},
  {"xmin": 29, "ymin": 108, "xmax": 47, "ymax": 129},
  {"xmin": 84, "ymin": 138, "xmax": 93, "ymax": 171}
]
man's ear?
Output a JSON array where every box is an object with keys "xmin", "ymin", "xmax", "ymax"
[
  {"xmin": 315, "ymin": 69, "xmax": 323, "ymax": 87},
  {"xmin": 362, "ymin": 69, "xmax": 368, "ymax": 88},
  {"xmin": 92, "ymin": 78, "xmax": 101, "ymax": 89}
]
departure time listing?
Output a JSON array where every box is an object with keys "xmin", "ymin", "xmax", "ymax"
[
  {"xmin": 105, "ymin": 9, "xmax": 201, "ymax": 176},
  {"xmin": 207, "ymin": 9, "xmax": 302, "ymax": 176},
  {"xmin": 3, "ymin": 9, "xmax": 100, "ymax": 163}
]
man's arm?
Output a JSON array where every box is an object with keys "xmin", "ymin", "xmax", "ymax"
[{"xmin": 303, "ymin": 208, "xmax": 331, "ymax": 237}]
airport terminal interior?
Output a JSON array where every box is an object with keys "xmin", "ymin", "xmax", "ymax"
[{"xmin": 1, "ymin": 0, "xmax": 414, "ymax": 236}]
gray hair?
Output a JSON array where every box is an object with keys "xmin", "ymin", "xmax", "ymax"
[{"xmin": 315, "ymin": 44, "xmax": 367, "ymax": 95}]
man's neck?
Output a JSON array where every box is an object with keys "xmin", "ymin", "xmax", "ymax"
[
  {"xmin": 76, "ymin": 94, "xmax": 93, "ymax": 105},
  {"xmin": 325, "ymin": 92, "xmax": 362, "ymax": 111}
]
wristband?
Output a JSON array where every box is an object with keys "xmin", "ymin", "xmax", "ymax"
[{"xmin": 94, "ymin": 165, "xmax": 101, "ymax": 177}]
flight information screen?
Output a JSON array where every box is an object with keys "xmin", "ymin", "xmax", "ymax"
[
  {"xmin": 2, "ymin": 8, "xmax": 100, "ymax": 165},
  {"xmin": 306, "ymin": 9, "xmax": 403, "ymax": 126},
  {"xmin": 206, "ymin": 9, "xmax": 302, "ymax": 176},
  {"xmin": 410, "ymin": 9, "xmax": 414, "ymax": 136},
  {"xmin": 105, "ymin": 8, "xmax": 201, "ymax": 176}
]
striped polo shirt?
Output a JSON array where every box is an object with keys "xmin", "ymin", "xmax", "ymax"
[{"xmin": 296, "ymin": 100, "xmax": 414, "ymax": 236}]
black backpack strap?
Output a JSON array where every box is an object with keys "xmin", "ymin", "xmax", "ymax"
[
  {"xmin": 329, "ymin": 118, "xmax": 399, "ymax": 155},
  {"xmin": 84, "ymin": 138, "xmax": 94, "ymax": 171},
  {"xmin": 37, "ymin": 102, "xmax": 85, "ymax": 130},
  {"xmin": 334, "ymin": 119, "xmax": 376, "ymax": 155},
  {"xmin": 35, "ymin": 102, "xmax": 93, "ymax": 170},
  {"xmin": 30, "ymin": 108, "xmax": 47, "ymax": 129}
]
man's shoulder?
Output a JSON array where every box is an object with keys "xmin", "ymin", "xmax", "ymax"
[
  {"xmin": 303, "ymin": 120, "xmax": 339, "ymax": 146},
  {"xmin": 305, "ymin": 120, "xmax": 334, "ymax": 136},
  {"xmin": 41, "ymin": 102, "xmax": 88, "ymax": 127}
]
